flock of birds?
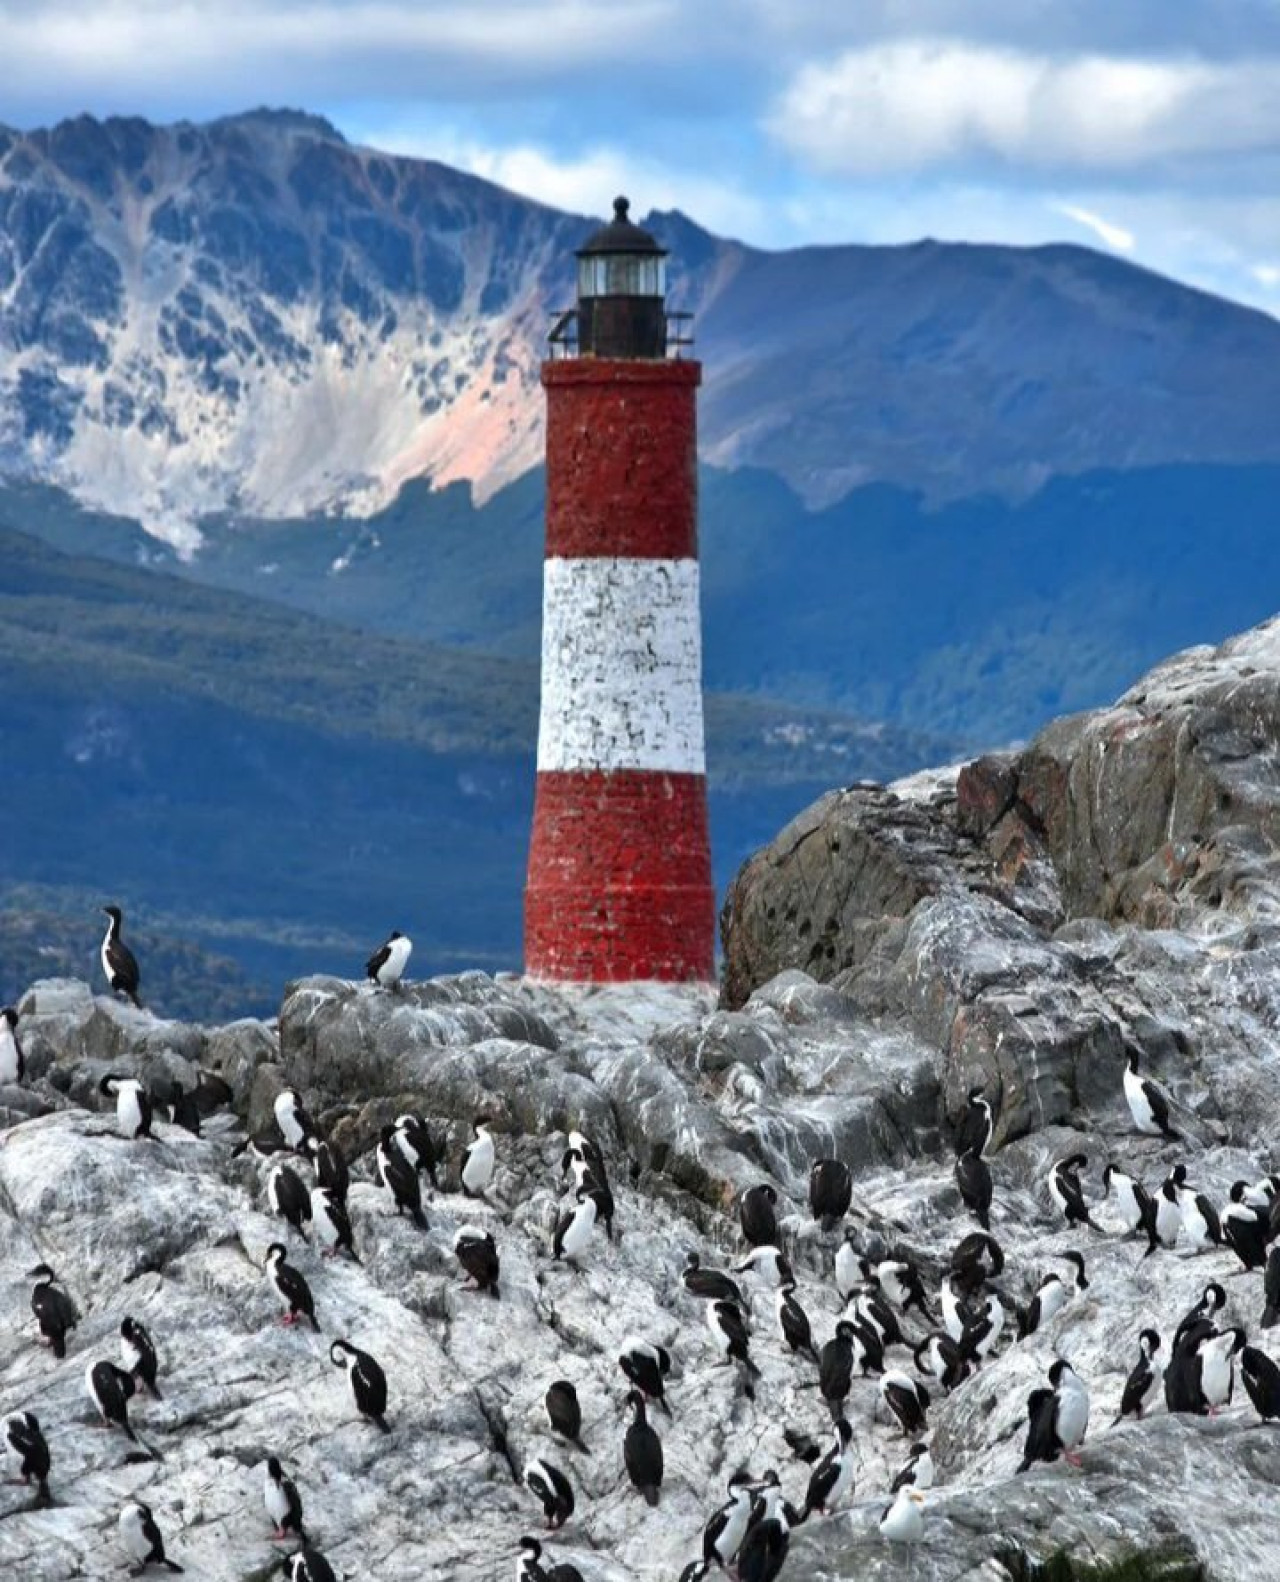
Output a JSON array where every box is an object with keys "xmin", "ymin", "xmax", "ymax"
[{"xmin": 4, "ymin": 907, "xmax": 1280, "ymax": 1578}]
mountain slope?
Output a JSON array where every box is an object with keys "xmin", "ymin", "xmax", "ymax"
[{"xmin": 3, "ymin": 111, "xmax": 1280, "ymax": 540}]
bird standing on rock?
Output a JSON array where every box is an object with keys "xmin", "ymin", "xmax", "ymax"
[
  {"xmin": 263, "ymin": 1455, "xmax": 306, "ymax": 1542},
  {"xmin": 1123, "ymin": 1047, "xmax": 1180, "ymax": 1140},
  {"xmin": 391, "ymin": 1114, "xmax": 438, "ymax": 1186},
  {"xmin": 311, "ymin": 1187, "xmax": 360, "ymax": 1263},
  {"xmin": 0, "ymin": 1006, "xmax": 24, "ymax": 1083},
  {"xmin": 553, "ymin": 1188, "xmax": 601, "ymax": 1266},
  {"xmin": 682, "ymin": 1253, "xmax": 744, "ymax": 1306},
  {"xmin": 1241, "ymin": 1345, "xmax": 1280, "ymax": 1420},
  {"xmin": 3, "ymin": 1411, "xmax": 51, "ymax": 1506},
  {"xmin": 776, "ymin": 1280, "xmax": 819, "ymax": 1362},
  {"xmin": 281, "ymin": 1550, "xmax": 338, "ymax": 1582},
  {"xmin": 87, "ymin": 1360, "xmax": 142, "ymax": 1445},
  {"xmin": 120, "ymin": 1317, "xmax": 161, "ymax": 1398},
  {"xmin": 881, "ymin": 1370, "xmax": 930, "ymax": 1436},
  {"xmin": 454, "ymin": 1225, "xmax": 501, "ymax": 1296},
  {"xmin": 100, "ymin": 1074, "xmax": 154, "ymax": 1139},
  {"xmin": 1113, "ymin": 1329, "xmax": 1162, "ymax": 1423},
  {"xmin": 954, "ymin": 1084, "xmax": 995, "ymax": 1157},
  {"xmin": 274, "ymin": 1089, "xmax": 317, "ymax": 1153},
  {"xmin": 618, "ymin": 1337, "xmax": 672, "ymax": 1416},
  {"xmin": 740, "ymin": 1184, "xmax": 779, "ymax": 1248},
  {"xmin": 623, "ymin": 1389, "xmax": 664, "ymax": 1506},
  {"xmin": 1018, "ymin": 1359, "xmax": 1089, "ymax": 1471},
  {"xmin": 267, "ymin": 1163, "xmax": 312, "ymax": 1242},
  {"xmin": 119, "ymin": 1500, "xmax": 183, "ymax": 1573},
  {"xmin": 1103, "ymin": 1163, "xmax": 1158, "ymax": 1251},
  {"xmin": 100, "ymin": 905, "xmax": 142, "ymax": 1008},
  {"xmin": 544, "ymin": 1380, "xmax": 589, "ymax": 1453},
  {"xmin": 955, "ymin": 1148, "xmax": 993, "ymax": 1229},
  {"xmin": 376, "ymin": 1125, "xmax": 429, "ymax": 1228},
  {"xmin": 461, "ymin": 1117, "xmax": 496, "ymax": 1197},
  {"xmin": 1048, "ymin": 1155, "xmax": 1101, "ymax": 1231},
  {"xmin": 365, "ymin": 930, "xmax": 412, "ymax": 989},
  {"xmin": 524, "ymin": 1457, "xmax": 575, "ymax": 1529},
  {"xmin": 699, "ymin": 1470, "xmax": 757, "ymax": 1570},
  {"xmin": 801, "ymin": 1418, "xmax": 855, "ymax": 1517},
  {"xmin": 265, "ymin": 1244, "xmax": 320, "ymax": 1331},
  {"xmin": 879, "ymin": 1486, "xmax": 926, "ymax": 1543},
  {"xmin": 809, "ymin": 1157, "xmax": 852, "ymax": 1231},
  {"xmin": 29, "ymin": 1264, "xmax": 79, "ymax": 1358},
  {"xmin": 330, "ymin": 1339, "xmax": 389, "ymax": 1432},
  {"xmin": 706, "ymin": 1300, "xmax": 760, "ymax": 1398}
]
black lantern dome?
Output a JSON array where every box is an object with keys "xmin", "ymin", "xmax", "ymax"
[{"xmin": 575, "ymin": 196, "xmax": 667, "ymax": 359}]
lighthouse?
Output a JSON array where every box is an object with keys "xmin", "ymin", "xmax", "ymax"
[{"xmin": 524, "ymin": 197, "xmax": 715, "ymax": 982}]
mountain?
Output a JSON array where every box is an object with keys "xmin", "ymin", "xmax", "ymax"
[
  {"xmin": 0, "ymin": 518, "xmax": 952, "ymax": 1012},
  {"xmin": 3, "ymin": 110, "xmax": 1280, "ymax": 543}
]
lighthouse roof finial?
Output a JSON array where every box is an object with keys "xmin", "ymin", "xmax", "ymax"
[{"xmin": 577, "ymin": 194, "xmax": 667, "ymax": 259}]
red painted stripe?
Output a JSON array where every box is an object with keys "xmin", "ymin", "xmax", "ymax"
[
  {"xmin": 542, "ymin": 359, "xmax": 701, "ymax": 561},
  {"xmin": 525, "ymin": 768, "xmax": 715, "ymax": 981}
]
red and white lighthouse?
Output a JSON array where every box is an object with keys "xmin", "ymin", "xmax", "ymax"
[{"xmin": 524, "ymin": 197, "xmax": 714, "ymax": 982}]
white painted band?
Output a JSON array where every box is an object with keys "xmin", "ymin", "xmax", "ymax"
[{"xmin": 537, "ymin": 556, "xmax": 706, "ymax": 774}]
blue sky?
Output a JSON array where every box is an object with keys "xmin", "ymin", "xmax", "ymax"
[{"xmin": 3, "ymin": 1, "xmax": 1280, "ymax": 311}]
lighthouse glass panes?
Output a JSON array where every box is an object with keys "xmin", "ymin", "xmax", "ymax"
[{"xmin": 577, "ymin": 253, "xmax": 666, "ymax": 298}]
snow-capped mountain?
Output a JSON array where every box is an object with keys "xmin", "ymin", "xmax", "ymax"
[{"xmin": 3, "ymin": 109, "xmax": 1280, "ymax": 550}]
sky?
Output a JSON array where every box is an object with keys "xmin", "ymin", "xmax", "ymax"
[{"xmin": 3, "ymin": 1, "xmax": 1280, "ymax": 312}]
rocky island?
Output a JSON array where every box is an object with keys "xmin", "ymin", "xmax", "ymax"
[{"xmin": 5, "ymin": 618, "xmax": 1280, "ymax": 1580}]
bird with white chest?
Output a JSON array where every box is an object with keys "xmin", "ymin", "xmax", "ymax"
[
  {"xmin": 119, "ymin": 1499, "xmax": 183, "ymax": 1573},
  {"xmin": 1123, "ymin": 1047, "xmax": 1180, "ymax": 1140},
  {"xmin": 0, "ymin": 1006, "xmax": 24, "ymax": 1083},
  {"xmin": 460, "ymin": 1116, "xmax": 496, "ymax": 1197},
  {"xmin": 365, "ymin": 929, "xmax": 412, "ymax": 989},
  {"xmin": 100, "ymin": 1073, "xmax": 154, "ymax": 1140}
]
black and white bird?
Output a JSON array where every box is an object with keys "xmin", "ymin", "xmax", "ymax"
[
  {"xmin": 263, "ymin": 1456, "xmax": 306, "ymax": 1542},
  {"xmin": 391, "ymin": 1113, "xmax": 439, "ymax": 1187},
  {"xmin": 819, "ymin": 1321, "xmax": 858, "ymax": 1422},
  {"xmin": 376, "ymin": 1125, "xmax": 428, "ymax": 1228},
  {"xmin": 100, "ymin": 1073, "xmax": 154, "ymax": 1139},
  {"xmin": 1241, "ymin": 1344, "xmax": 1280, "ymax": 1421},
  {"xmin": 1197, "ymin": 1327, "xmax": 1245, "ymax": 1414},
  {"xmin": 683, "ymin": 1253, "xmax": 744, "ymax": 1307},
  {"xmin": 958, "ymin": 1287, "xmax": 1005, "ymax": 1366},
  {"xmin": 618, "ymin": 1337, "xmax": 672, "ymax": 1416},
  {"xmin": 330, "ymin": 1339, "xmax": 389, "ymax": 1432},
  {"xmin": 1176, "ymin": 1283, "xmax": 1226, "ymax": 1342},
  {"xmin": 737, "ymin": 1478, "xmax": 800, "ymax": 1582},
  {"xmin": 1048, "ymin": 1154, "xmax": 1101, "ymax": 1231},
  {"xmin": 1153, "ymin": 1169, "xmax": 1185, "ymax": 1253},
  {"xmin": 735, "ymin": 1246, "xmax": 793, "ymax": 1289},
  {"xmin": 4, "ymin": 1411, "xmax": 51, "ymax": 1506},
  {"xmin": 267, "ymin": 1164, "xmax": 313, "ymax": 1242},
  {"xmin": 1018, "ymin": 1253, "xmax": 1088, "ymax": 1338},
  {"xmin": 119, "ymin": 1500, "xmax": 183, "ymax": 1573},
  {"xmin": 281, "ymin": 1549, "xmax": 338, "ymax": 1582},
  {"xmin": 454, "ymin": 1225, "xmax": 501, "ymax": 1297},
  {"xmin": 1165, "ymin": 1317, "xmax": 1217, "ymax": 1414},
  {"xmin": 0, "ymin": 1006, "xmax": 24, "ymax": 1083},
  {"xmin": 954, "ymin": 1084, "xmax": 995, "ymax": 1158},
  {"xmin": 517, "ymin": 1535, "xmax": 546, "ymax": 1582},
  {"xmin": 1017, "ymin": 1360, "xmax": 1089, "ymax": 1470},
  {"xmin": 623, "ymin": 1389, "xmax": 664, "ymax": 1506},
  {"xmin": 553, "ymin": 1188, "xmax": 602, "ymax": 1265},
  {"xmin": 739, "ymin": 1184, "xmax": 780, "ymax": 1248},
  {"xmin": 891, "ymin": 1441, "xmax": 934, "ymax": 1492},
  {"xmin": 1263, "ymin": 1246, "xmax": 1280, "ymax": 1328},
  {"xmin": 706, "ymin": 1300, "xmax": 760, "ymax": 1398},
  {"xmin": 120, "ymin": 1317, "xmax": 161, "ymax": 1398},
  {"xmin": 1123, "ymin": 1047, "xmax": 1180, "ymax": 1140},
  {"xmin": 848, "ymin": 1281, "xmax": 906, "ymax": 1351},
  {"xmin": 1113, "ymin": 1329, "xmax": 1163, "ymax": 1424},
  {"xmin": 562, "ymin": 1145, "xmax": 615, "ymax": 1241},
  {"xmin": 545, "ymin": 1380, "xmax": 589, "ymax": 1453},
  {"xmin": 1223, "ymin": 1183, "xmax": 1270, "ymax": 1271},
  {"xmin": 87, "ymin": 1359, "xmax": 141, "ymax": 1444},
  {"xmin": 311, "ymin": 1187, "xmax": 360, "ymax": 1262},
  {"xmin": 878, "ymin": 1486, "xmax": 926, "ymax": 1543},
  {"xmin": 1173, "ymin": 1166, "xmax": 1222, "ymax": 1252},
  {"xmin": 860, "ymin": 1255, "xmax": 930, "ymax": 1317},
  {"xmin": 273, "ymin": 1089, "xmax": 317, "ymax": 1154},
  {"xmin": 776, "ymin": 1281, "xmax": 820, "ymax": 1362},
  {"xmin": 913, "ymin": 1331, "xmax": 970, "ymax": 1392},
  {"xmin": 303, "ymin": 1138, "xmax": 350, "ymax": 1203},
  {"xmin": 801, "ymin": 1418, "xmax": 855, "ymax": 1517},
  {"xmin": 955, "ymin": 1148, "xmax": 993, "ymax": 1229},
  {"xmin": 29, "ymin": 1264, "xmax": 79, "ymax": 1358},
  {"xmin": 266, "ymin": 1244, "xmax": 319, "ymax": 1331},
  {"xmin": 809, "ymin": 1157, "xmax": 852, "ymax": 1231},
  {"xmin": 524, "ymin": 1457, "xmax": 575, "ymax": 1529},
  {"xmin": 1103, "ymin": 1163, "xmax": 1158, "ymax": 1250},
  {"xmin": 950, "ymin": 1229, "xmax": 1005, "ymax": 1283},
  {"xmin": 365, "ymin": 930, "xmax": 412, "ymax": 989},
  {"xmin": 460, "ymin": 1117, "xmax": 496, "ymax": 1197},
  {"xmin": 700, "ymin": 1470, "xmax": 757, "ymax": 1570},
  {"xmin": 881, "ymin": 1370, "xmax": 930, "ymax": 1436},
  {"xmin": 100, "ymin": 905, "xmax": 142, "ymax": 1007}
]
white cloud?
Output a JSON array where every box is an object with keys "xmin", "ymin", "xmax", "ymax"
[
  {"xmin": 1053, "ymin": 202, "xmax": 1135, "ymax": 252},
  {"xmin": 358, "ymin": 126, "xmax": 769, "ymax": 241},
  {"xmin": 767, "ymin": 39, "xmax": 1280, "ymax": 174},
  {"xmin": 1254, "ymin": 263, "xmax": 1280, "ymax": 289},
  {"xmin": 0, "ymin": 2, "xmax": 676, "ymax": 102}
]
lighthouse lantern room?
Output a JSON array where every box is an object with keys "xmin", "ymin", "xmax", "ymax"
[{"xmin": 523, "ymin": 196, "xmax": 715, "ymax": 982}]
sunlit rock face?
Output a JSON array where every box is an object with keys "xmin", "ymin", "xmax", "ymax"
[{"xmin": 7, "ymin": 622, "xmax": 1280, "ymax": 1577}]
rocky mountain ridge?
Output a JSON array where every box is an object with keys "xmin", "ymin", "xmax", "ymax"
[
  {"xmin": 4, "ymin": 619, "xmax": 1280, "ymax": 1577},
  {"xmin": 3, "ymin": 111, "xmax": 1280, "ymax": 544}
]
